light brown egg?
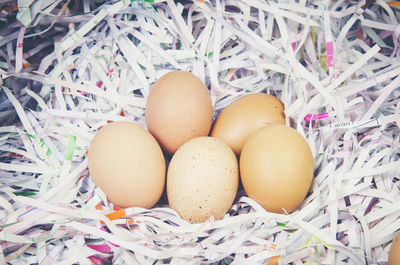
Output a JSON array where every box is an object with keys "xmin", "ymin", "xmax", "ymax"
[
  {"xmin": 88, "ymin": 121, "xmax": 165, "ymax": 209},
  {"xmin": 211, "ymin": 93, "xmax": 285, "ymax": 156},
  {"xmin": 145, "ymin": 70, "xmax": 213, "ymax": 154},
  {"xmin": 167, "ymin": 137, "xmax": 238, "ymax": 224},
  {"xmin": 240, "ymin": 124, "xmax": 314, "ymax": 214},
  {"xmin": 389, "ymin": 231, "xmax": 400, "ymax": 265}
]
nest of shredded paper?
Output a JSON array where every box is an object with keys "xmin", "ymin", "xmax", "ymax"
[{"xmin": 0, "ymin": 0, "xmax": 399, "ymax": 264}]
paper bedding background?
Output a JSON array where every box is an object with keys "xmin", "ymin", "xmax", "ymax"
[{"xmin": 0, "ymin": 0, "xmax": 399, "ymax": 264}]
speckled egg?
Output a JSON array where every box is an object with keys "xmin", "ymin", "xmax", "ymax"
[{"xmin": 167, "ymin": 137, "xmax": 238, "ymax": 223}]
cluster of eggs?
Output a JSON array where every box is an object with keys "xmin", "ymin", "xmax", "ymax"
[{"xmin": 88, "ymin": 70, "xmax": 314, "ymax": 224}]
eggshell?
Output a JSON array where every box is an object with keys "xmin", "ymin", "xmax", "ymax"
[
  {"xmin": 240, "ymin": 124, "xmax": 314, "ymax": 214},
  {"xmin": 88, "ymin": 121, "xmax": 166, "ymax": 209},
  {"xmin": 211, "ymin": 93, "xmax": 285, "ymax": 156},
  {"xmin": 145, "ymin": 70, "xmax": 213, "ymax": 154},
  {"xmin": 167, "ymin": 137, "xmax": 239, "ymax": 223},
  {"xmin": 388, "ymin": 231, "xmax": 400, "ymax": 265}
]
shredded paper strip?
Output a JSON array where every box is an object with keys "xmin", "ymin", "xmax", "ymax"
[{"xmin": 0, "ymin": 0, "xmax": 399, "ymax": 264}]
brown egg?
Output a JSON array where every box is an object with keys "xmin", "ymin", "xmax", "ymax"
[
  {"xmin": 167, "ymin": 137, "xmax": 239, "ymax": 224},
  {"xmin": 211, "ymin": 93, "xmax": 285, "ymax": 156},
  {"xmin": 145, "ymin": 70, "xmax": 213, "ymax": 154},
  {"xmin": 88, "ymin": 121, "xmax": 165, "ymax": 209},
  {"xmin": 240, "ymin": 124, "xmax": 314, "ymax": 214},
  {"xmin": 389, "ymin": 231, "xmax": 400, "ymax": 265}
]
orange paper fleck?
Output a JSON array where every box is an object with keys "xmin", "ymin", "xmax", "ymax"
[
  {"xmin": 266, "ymin": 256, "xmax": 280, "ymax": 265},
  {"xmin": 95, "ymin": 203, "xmax": 103, "ymax": 210},
  {"xmin": 387, "ymin": 1, "xmax": 400, "ymax": 6},
  {"xmin": 106, "ymin": 209, "xmax": 126, "ymax": 220}
]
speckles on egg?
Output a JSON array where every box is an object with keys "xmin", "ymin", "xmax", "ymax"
[{"xmin": 167, "ymin": 137, "xmax": 239, "ymax": 224}]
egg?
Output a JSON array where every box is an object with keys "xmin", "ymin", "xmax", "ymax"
[
  {"xmin": 145, "ymin": 70, "xmax": 213, "ymax": 154},
  {"xmin": 88, "ymin": 121, "xmax": 166, "ymax": 209},
  {"xmin": 167, "ymin": 137, "xmax": 238, "ymax": 223},
  {"xmin": 240, "ymin": 124, "xmax": 314, "ymax": 214},
  {"xmin": 211, "ymin": 93, "xmax": 285, "ymax": 156},
  {"xmin": 389, "ymin": 231, "xmax": 400, "ymax": 265}
]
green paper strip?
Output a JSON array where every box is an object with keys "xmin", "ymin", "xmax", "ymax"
[
  {"xmin": 16, "ymin": 0, "xmax": 34, "ymax": 27},
  {"xmin": 363, "ymin": 27, "xmax": 391, "ymax": 49},
  {"xmin": 13, "ymin": 191, "xmax": 36, "ymax": 196},
  {"xmin": 60, "ymin": 8, "xmax": 109, "ymax": 53},
  {"xmin": 123, "ymin": 0, "xmax": 154, "ymax": 4},
  {"xmin": 26, "ymin": 134, "xmax": 52, "ymax": 157},
  {"xmin": 65, "ymin": 135, "xmax": 81, "ymax": 161},
  {"xmin": 60, "ymin": 0, "xmax": 158, "ymax": 53}
]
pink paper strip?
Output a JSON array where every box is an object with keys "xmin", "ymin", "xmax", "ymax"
[
  {"xmin": 304, "ymin": 112, "xmax": 330, "ymax": 122},
  {"xmin": 326, "ymin": 41, "xmax": 334, "ymax": 67}
]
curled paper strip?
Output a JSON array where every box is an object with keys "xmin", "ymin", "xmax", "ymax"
[{"xmin": 0, "ymin": 0, "xmax": 399, "ymax": 264}]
